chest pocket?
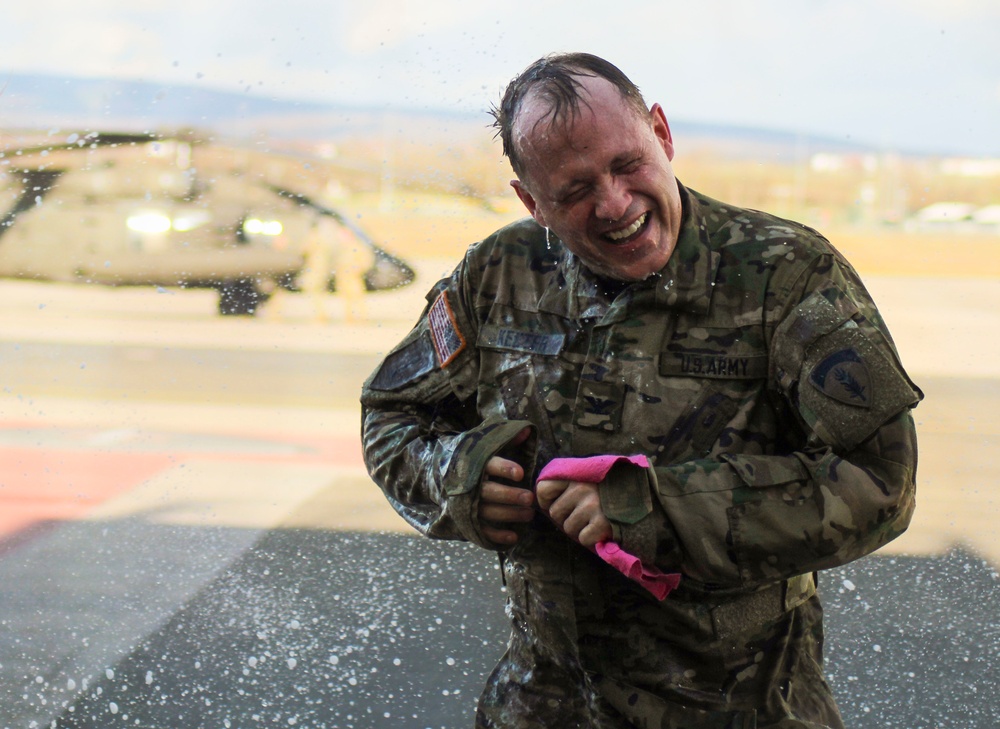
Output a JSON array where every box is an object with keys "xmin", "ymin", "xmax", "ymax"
[
  {"xmin": 660, "ymin": 324, "xmax": 768, "ymax": 381},
  {"xmin": 476, "ymin": 322, "xmax": 573, "ymax": 454},
  {"xmin": 651, "ymin": 325, "xmax": 769, "ymax": 463}
]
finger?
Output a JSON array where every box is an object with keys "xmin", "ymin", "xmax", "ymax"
[
  {"xmin": 482, "ymin": 524, "xmax": 519, "ymax": 546},
  {"xmin": 560, "ymin": 500, "xmax": 604, "ymax": 541},
  {"xmin": 545, "ymin": 481, "xmax": 588, "ymax": 524},
  {"xmin": 481, "ymin": 481, "xmax": 535, "ymax": 507},
  {"xmin": 548, "ymin": 482, "xmax": 603, "ymax": 535},
  {"xmin": 480, "ymin": 501, "xmax": 535, "ymax": 524},
  {"xmin": 561, "ymin": 509, "xmax": 607, "ymax": 544},
  {"xmin": 509, "ymin": 426, "xmax": 532, "ymax": 446},
  {"xmin": 577, "ymin": 518, "xmax": 614, "ymax": 549},
  {"xmin": 535, "ymin": 479, "xmax": 570, "ymax": 512},
  {"xmin": 484, "ymin": 456, "xmax": 524, "ymax": 483}
]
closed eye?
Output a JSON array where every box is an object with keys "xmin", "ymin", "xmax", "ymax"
[
  {"xmin": 613, "ymin": 157, "xmax": 642, "ymax": 175},
  {"xmin": 557, "ymin": 185, "xmax": 590, "ymax": 205}
]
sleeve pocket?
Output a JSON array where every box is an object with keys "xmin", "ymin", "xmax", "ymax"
[{"xmin": 721, "ymin": 453, "xmax": 810, "ymax": 487}]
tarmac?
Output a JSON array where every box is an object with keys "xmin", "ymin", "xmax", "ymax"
[{"xmin": 1, "ymin": 261, "xmax": 999, "ymax": 728}]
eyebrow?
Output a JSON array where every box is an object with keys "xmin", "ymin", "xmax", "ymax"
[{"xmin": 552, "ymin": 149, "xmax": 643, "ymax": 202}]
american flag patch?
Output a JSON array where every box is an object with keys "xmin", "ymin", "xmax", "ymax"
[{"xmin": 428, "ymin": 291, "xmax": 466, "ymax": 367}]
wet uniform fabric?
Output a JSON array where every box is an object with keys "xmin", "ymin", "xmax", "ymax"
[{"xmin": 361, "ymin": 184, "xmax": 922, "ymax": 728}]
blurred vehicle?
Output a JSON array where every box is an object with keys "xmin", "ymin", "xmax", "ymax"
[{"xmin": 0, "ymin": 130, "xmax": 414, "ymax": 315}]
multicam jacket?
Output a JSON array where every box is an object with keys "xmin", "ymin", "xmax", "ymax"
[{"xmin": 361, "ymin": 184, "xmax": 922, "ymax": 729}]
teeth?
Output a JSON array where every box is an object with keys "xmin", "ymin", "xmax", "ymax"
[{"xmin": 606, "ymin": 213, "xmax": 647, "ymax": 241}]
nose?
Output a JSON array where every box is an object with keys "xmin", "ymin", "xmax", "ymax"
[{"xmin": 593, "ymin": 175, "xmax": 631, "ymax": 221}]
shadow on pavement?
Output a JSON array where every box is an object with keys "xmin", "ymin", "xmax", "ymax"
[{"xmin": 3, "ymin": 525, "xmax": 997, "ymax": 729}]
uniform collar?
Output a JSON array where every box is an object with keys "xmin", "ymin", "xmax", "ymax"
[
  {"xmin": 537, "ymin": 182, "xmax": 720, "ymax": 319},
  {"xmin": 652, "ymin": 182, "xmax": 720, "ymax": 315}
]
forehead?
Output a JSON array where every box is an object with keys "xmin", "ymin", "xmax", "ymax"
[
  {"xmin": 513, "ymin": 76, "xmax": 645, "ymax": 156},
  {"xmin": 512, "ymin": 76, "xmax": 646, "ymax": 174},
  {"xmin": 516, "ymin": 76, "xmax": 621, "ymax": 140}
]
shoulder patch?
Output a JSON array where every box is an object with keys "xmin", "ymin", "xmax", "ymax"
[
  {"xmin": 428, "ymin": 291, "xmax": 467, "ymax": 367},
  {"xmin": 368, "ymin": 334, "xmax": 437, "ymax": 391},
  {"xmin": 809, "ymin": 348, "xmax": 872, "ymax": 408}
]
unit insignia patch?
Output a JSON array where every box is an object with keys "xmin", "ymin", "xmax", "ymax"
[{"xmin": 809, "ymin": 348, "xmax": 872, "ymax": 408}]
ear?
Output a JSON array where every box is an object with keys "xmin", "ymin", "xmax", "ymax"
[
  {"xmin": 649, "ymin": 103, "xmax": 675, "ymax": 162},
  {"xmin": 510, "ymin": 179, "xmax": 547, "ymax": 227}
]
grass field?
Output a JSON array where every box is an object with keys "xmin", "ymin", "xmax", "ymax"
[{"xmin": 829, "ymin": 229, "xmax": 1000, "ymax": 279}]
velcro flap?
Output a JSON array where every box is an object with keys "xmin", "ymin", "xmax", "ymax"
[{"xmin": 599, "ymin": 460, "xmax": 654, "ymax": 525}]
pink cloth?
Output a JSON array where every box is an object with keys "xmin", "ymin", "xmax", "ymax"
[
  {"xmin": 536, "ymin": 454, "xmax": 650, "ymax": 483},
  {"xmin": 536, "ymin": 454, "xmax": 681, "ymax": 601},
  {"xmin": 595, "ymin": 541, "xmax": 681, "ymax": 601}
]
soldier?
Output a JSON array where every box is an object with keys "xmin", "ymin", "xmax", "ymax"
[{"xmin": 361, "ymin": 53, "xmax": 922, "ymax": 728}]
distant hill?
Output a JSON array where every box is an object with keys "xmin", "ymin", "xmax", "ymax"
[
  {"xmin": 0, "ymin": 72, "xmax": 896, "ymax": 158},
  {"xmin": 1, "ymin": 73, "xmax": 333, "ymax": 126}
]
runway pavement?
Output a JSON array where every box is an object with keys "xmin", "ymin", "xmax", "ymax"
[{"xmin": 1, "ymin": 264, "xmax": 999, "ymax": 728}]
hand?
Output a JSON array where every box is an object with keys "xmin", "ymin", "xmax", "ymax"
[
  {"xmin": 536, "ymin": 479, "xmax": 613, "ymax": 549},
  {"xmin": 479, "ymin": 427, "xmax": 535, "ymax": 546}
]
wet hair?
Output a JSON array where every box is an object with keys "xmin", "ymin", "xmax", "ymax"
[{"xmin": 490, "ymin": 52, "xmax": 648, "ymax": 179}]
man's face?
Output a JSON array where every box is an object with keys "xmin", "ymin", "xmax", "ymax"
[{"xmin": 510, "ymin": 75, "xmax": 683, "ymax": 282}]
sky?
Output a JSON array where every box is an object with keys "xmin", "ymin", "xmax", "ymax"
[{"xmin": 1, "ymin": 0, "xmax": 998, "ymax": 156}]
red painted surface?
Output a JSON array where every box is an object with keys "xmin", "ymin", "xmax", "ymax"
[
  {"xmin": 0, "ymin": 427, "xmax": 365, "ymax": 545},
  {"xmin": 0, "ymin": 448, "xmax": 175, "ymax": 540}
]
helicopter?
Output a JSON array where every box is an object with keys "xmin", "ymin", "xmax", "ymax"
[{"xmin": 0, "ymin": 130, "xmax": 414, "ymax": 315}]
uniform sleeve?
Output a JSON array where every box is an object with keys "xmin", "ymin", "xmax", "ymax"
[
  {"xmin": 602, "ymin": 254, "xmax": 923, "ymax": 588},
  {"xmin": 360, "ymin": 257, "xmax": 538, "ymax": 550}
]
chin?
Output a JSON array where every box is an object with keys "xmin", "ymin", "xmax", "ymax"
[
  {"xmin": 597, "ymin": 265, "xmax": 653, "ymax": 283},
  {"xmin": 611, "ymin": 253, "xmax": 671, "ymax": 282}
]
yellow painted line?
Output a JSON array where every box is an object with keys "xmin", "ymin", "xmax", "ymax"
[
  {"xmin": 83, "ymin": 460, "xmax": 342, "ymax": 530},
  {"xmin": 79, "ymin": 458, "xmax": 410, "ymax": 534}
]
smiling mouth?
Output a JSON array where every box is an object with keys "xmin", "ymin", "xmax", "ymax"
[{"xmin": 604, "ymin": 212, "xmax": 648, "ymax": 243}]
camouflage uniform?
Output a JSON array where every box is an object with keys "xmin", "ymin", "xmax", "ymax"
[{"xmin": 361, "ymin": 184, "xmax": 922, "ymax": 728}]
